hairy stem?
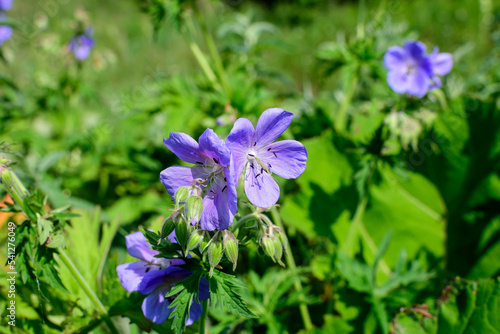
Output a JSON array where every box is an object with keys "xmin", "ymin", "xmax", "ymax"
[
  {"xmin": 271, "ymin": 208, "xmax": 314, "ymax": 330},
  {"xmin": 199, "ymin": 299, "xmax": 209, "ymax": 334},
  {"xmin": 58, "ymin": 249, "xmax": 119, "ymax": 334},
  {"xmin": 230, "ymin": 213, "xmax": 257, "ymax": 232}
]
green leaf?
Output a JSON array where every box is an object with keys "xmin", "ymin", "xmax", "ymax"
[
  {"xmin": 392, "ymin": 278, "xmax": 500, "ymax": 334},
  {"xmin": 209, "ymin": 271, "xmax": 258, "ymax": 319},
  {"xmin": 280, "ymin": 131, "xmax": 355, "ymax": 239},
  {"xmin": 166, "ymin": 272, "xmax": 204, "ymax": 334},
  {"xmin": 37, "ymin": 216, "xmax": 53, "ymax": 245},
  {"xmin": 109, "ymin": 292, "xmax": 153, "ymax": 332},
  {"xmin": 437, "ymin": 278, "xmax": 500, "ymax": 334},
  {"xmin": 372, "ymin": 229, "xmax": 391, "ymax": 281},
  {"xmin": 45, "ymin": 232, "xmax": 65, "ymax": 249}
]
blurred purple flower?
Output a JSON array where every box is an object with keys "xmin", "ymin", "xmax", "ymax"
[
  {"xmin": 69, "ymin": 28, "xmax": 94, "ymax": 60},
  {"xmin": 428, "ymin": 46, "xmax": 453, "ymax": 89},
  {"xmin": 0, "ymin": 14, "xmax": 12, "ymax": 46},
  {"xmin": 160, "ymin": 128, "xmax": 237, "ymax": 231},
  {"xmin": 227, "ymin": 108, "xmax": 308, "ymax": 208},
  {"xmin": 0, "ymin": 0, "xmax": 12, "ymax": 11},
  {"xmin": 116, "ymin": 231, "xmax": 209, "ymax": 325},
  {"xmin": 384, "ymin": 41, "xmax": 452, "ymax": 97}
]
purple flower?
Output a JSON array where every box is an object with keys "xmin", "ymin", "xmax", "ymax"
[
  {"xmin": 384, "ymin": 41, "xmax": 452, "ymax": 97},
  {"xmin": 69, "ymin": 28, "xmax": 95, "ymax": 60},
  {"xmin": 116, "ymin": 232, "xmax": 174, "ymax": 293},
  {"xmin": 117, "ymin": 232, "xmax": 209, "ymax": 325},
  {"xmin": 428, "ymin": 46, "xmax": 453, "ymax": 89},
  {"xmin": 160, "ymin": 128, "xmax": 237, "ymax": 231},
  {"xmin": 0, "ymin": 0, "xmax": 12, "ymax": 11},
  {"xmin": 226, "ymin": 108, "xmax": 308, "ymax": 208},
  {"xmin": 138, "ymin": 266, "xmax": 209, "ymax": 325},
  {"xmin": 0, "ymin": 14, "xmax": 12, "ymax": 46}
]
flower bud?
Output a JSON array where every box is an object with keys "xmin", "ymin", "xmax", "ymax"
[
  {"xmin": 186, "ymin": 196, "xmax": 203, "ymax": 223},
  {"xmin": 400, "ymin": 117, "xmax": 422, "ymax": 151},
  {"xmin": 272, "ymin": 237, "xmax": 285, "ymax": 267},
  {"xmin": 174, "ymin": 186, "xmax": 190, "ymax": 204},
  {"xmin": 261, "ymin": 235, "xmax": 275, "ymax": 261},
  {"xmin": 1, "ymin": 168, "xmax": 13, "ymax": 187},
  {"xmin": 175, "ymin": 220, "xmax": 190, "ymax": 247},
  {"xmin": 160, "ymin": 218, "xmax": 175, "ymax": 240},
  {"xmin": 384, "ymin": 111, "xmax": 401, "ymax": 136},
  {"xmin": 208, "ymin": 239, "xmax": 224, "ymax": 276},
  {"xmin": 186, "ymin": 229, "xmax": 204, "ymax": 253},
  {"xmin": 273, "ymin": 226, "xmax": 288, "ymax": 250},
  {"xmin": 223, "ymin": 231, "xmax": 238, "ymax": 271}
]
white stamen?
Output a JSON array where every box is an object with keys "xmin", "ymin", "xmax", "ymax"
[{"xmin": 247, "ymin": 149, "xmax": 258, "ymax": 162}]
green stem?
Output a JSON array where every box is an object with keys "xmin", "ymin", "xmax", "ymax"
[
  {"xmin": 1, "ymin": 169, "xmax": 118, "ymax": 333},
  {"xmin": 188, "ymin": 39, "xmax": 221, "ymax": 89},
  {"xmin": 335, "ymin": 71, "xmax": 358, "ymax": 133},
  {"xmin": 184, "ymin": 12, "xmax": 222, "ymax": 92},
  {"xmin": 199, "ymin": 299, "xmax": 209, "ymax": 334},
  {"xmin": 2, "ymin": 169, "xmax": 37, "ymax": 221},
  {"xmin": 342, "ymin": 196, "xmax": 368, "ymax": 257},
  {"xmin": 356, "ymin": 0, "xmax": 365, "ymax": 39},
  {"xmin": 358, "ymin": 222, "xmax": 391, "ymax": 276},
  {"xmin": 193, "ymin": 2, "xmax": 232, "ymax": 100},
  {"xmin": 341, "ymin": 159, "xmax": 392, "ymax": 276},
  {"xmin": 230, "ymin": 213, "xmax": 257, "ymax": 232},
  {"xmin": 58, "ymin": 249, "xmax": 119, "ymax": 334},
  {"xmin": 271, "ymin": 208, "xmax": 313, "ymax": 330}
]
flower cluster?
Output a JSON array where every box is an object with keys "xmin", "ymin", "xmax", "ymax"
[
  {"xmin": 160, "ymin": 108, "xmax": 308, "ymax": 229},
  {"xmin": 384, "ymin": 40, "xmax": 453, "ymax": 97},
  {"xmin": 117, "ymin": 108, "xmax": 307, "ymax": 326},
  {"xmin": 69, "ymin": 27, "xmax": 95, "ymax": 60},
  {"xmin": 0, "ymin": 0, "xmax": 13, "ymax": 46}
]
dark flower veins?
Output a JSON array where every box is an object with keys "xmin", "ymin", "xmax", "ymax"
[{"xmin": 160, "ymin": 128, "xmax": 237, "ymax": 231}]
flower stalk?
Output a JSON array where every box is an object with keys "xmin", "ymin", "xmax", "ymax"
[
  {"xmin": 270, "ymin": 208, "xmax": 313, "ymax": 330},
  {"xmin": 199, "ymin": 299, "xmax": 209, "ymax": 334}
]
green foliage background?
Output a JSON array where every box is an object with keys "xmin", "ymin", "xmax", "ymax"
[{"xmin": 0, "ymin": 0, "xmax": 499, "ymax": 333}]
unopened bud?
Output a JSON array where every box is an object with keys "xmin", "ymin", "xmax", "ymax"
[
  {"xmin": 175, "ymin": 220, "xmax": 190, "ymax": 247},
  {"xmin": 200, "ymin": 232, "xmax": 210, "ymax": 252},
  {"xmin": 272, "ymin": 237, "xmax": 285, "ymax": 267},
  {"xmin": 223, "ymin": 231, "xmax": 238, "ymax": 271},
  {"xmin": 262, "ymin": 236, "xmax": 275, "ymax": 261},
  {"xmin": 186, "ymin": 196, "xmax": 203, "ymax": 223},
  {"xmin": 174, "ymin": 186, "xmax": 190, "ymax": 204},
  {"xmin": 208, "ymin": 239, "xmax": 224, "ymax": 276},
  {"xmin": 1, "ymin": 168, "xmax": 13, "ymax": 187},
  {"xmin": 273, "ymin": 226, "xmax": 288, "ymax": 250},
  {"xmin": 186, "ymin": 230, "xmax": 204, "ymax": 253},
  {"xmin": 160, "ymin": 218, "xmax": 175, "ymax": 240}
]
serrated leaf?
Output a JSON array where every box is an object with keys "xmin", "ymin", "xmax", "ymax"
[
  {"xmin": 166, "ymin": 272, "xmax": 203, "ymax": 334},
  {"xmin": 209, "ymin": 271, "xmax": 257, "ymax": 319},
  {"xmin": 37, "ymin": 216, "xmax": 53, "ymax": 245}
]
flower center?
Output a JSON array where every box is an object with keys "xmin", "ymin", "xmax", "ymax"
[
  {"xmin": 405, "ymin": 64, "xmax": 416, "ymax": 75},
  {"xmin": 247, "ymin": 149, "xmax": 258, "ymax": 162}
]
